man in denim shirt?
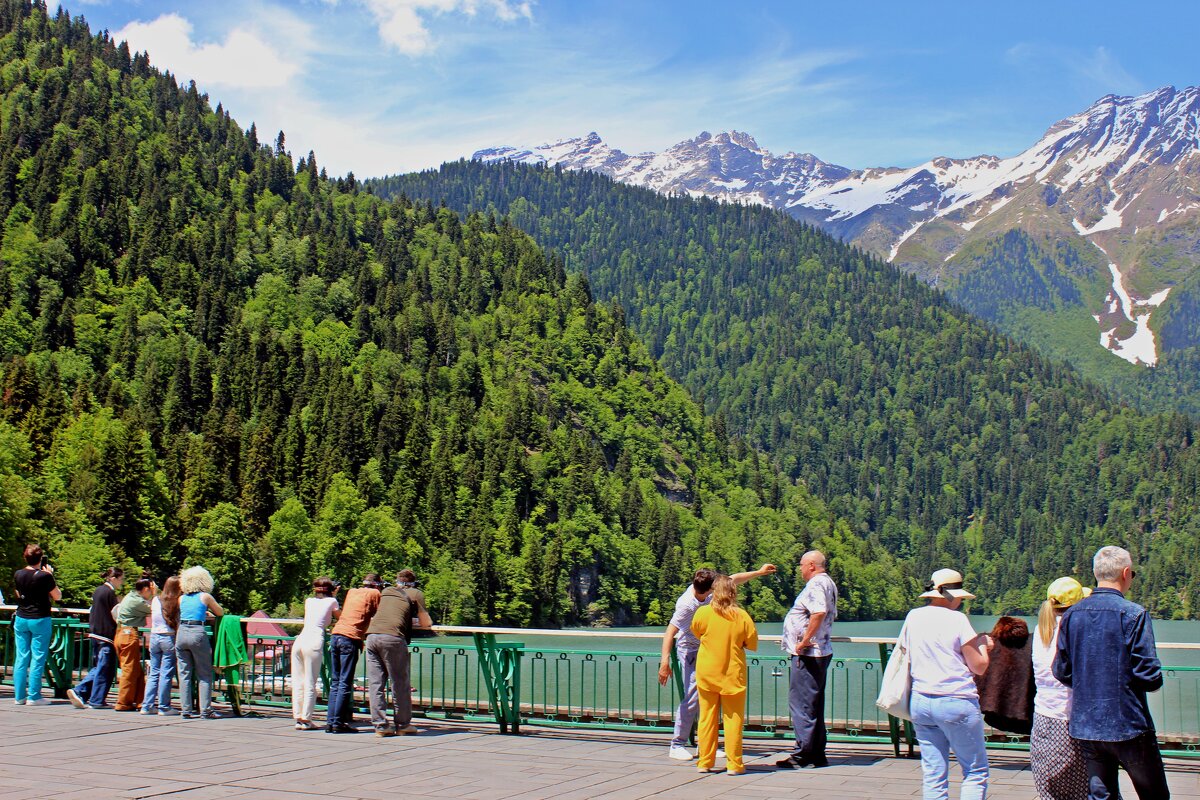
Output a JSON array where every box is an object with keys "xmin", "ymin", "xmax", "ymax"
[{"xmin": 1053, "ymin": 546, "xmax": 1170, "ymax": 799}]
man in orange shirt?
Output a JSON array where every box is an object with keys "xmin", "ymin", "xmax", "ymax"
[{"xmin": 325, "ymin": 573, "xmax": 382, "ymax": 733}]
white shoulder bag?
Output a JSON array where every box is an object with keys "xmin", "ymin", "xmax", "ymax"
[{"xmin": 875, "ymin": 623, "xmax": 912, "ymax": 721}]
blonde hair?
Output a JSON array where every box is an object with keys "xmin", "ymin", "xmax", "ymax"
[
  {"xmin": 709, "ymin": 575, "xmax": 739, "ymax": 619},
  {"xmin": 1037, "ymin": 599, "xmax": 1060, "ymax": 647},
  {"xmin": 179, "ymin": 565, "xmax": 214, "ymax": 595}
]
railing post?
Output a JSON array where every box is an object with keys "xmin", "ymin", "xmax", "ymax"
[
  {"xmin": 44, "ymin": 619, "xmax": 78, "ymax": 695},
  {"xmin": 472, "ymin": 632, "xmax": 523, "ymax": 734}
]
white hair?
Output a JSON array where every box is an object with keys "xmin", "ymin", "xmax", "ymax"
[
  {"xmin": 802, "ymin": 550, "xmax": 828, "ymax": 570},
  {"xmin": 179, "ymin": 565, "xmax": 214, "ymax": 595},
  {"xmin": 1093, "ymin": 546, "xmax": 1132, "ymax": 583}
]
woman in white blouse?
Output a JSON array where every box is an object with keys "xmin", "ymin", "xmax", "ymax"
[
  {"xmin": 292, "ymin": 577, "xmax": 341, "ymax": 730},
  {"xmin": 904, "ymin": 569, "xmax": 994, "ymax": 800},
  {"xmin": 1030, "ymin": 577, "xmax": 1091, "ymax": 800}
]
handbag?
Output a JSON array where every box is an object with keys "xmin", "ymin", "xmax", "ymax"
[{"xmin": 875, "ymin": 623, "xmax": 912, "ymax": 721}]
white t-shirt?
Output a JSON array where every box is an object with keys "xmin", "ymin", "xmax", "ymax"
[
  {"xmin": 668, "ymin": 588, "xmax": 709, "ymax": 654},
  {"xmin": 904, "ymin": 605, "xmax": 980, "ymax": 699},
  {"xmin": 150, "ymin": 596, "xmax": 173, "ymax": 635},
  {"xmin": 1032, "ymin": 620, "xmax": 1071, "ymax": 720},
  {"xmin": 298, "ymin": 596, "xmax": 340, "ymax": 642}
]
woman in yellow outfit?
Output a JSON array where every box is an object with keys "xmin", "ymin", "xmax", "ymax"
[{"xmin": 690, "ymin": 575, "xmax": 759, "ymax": 775}]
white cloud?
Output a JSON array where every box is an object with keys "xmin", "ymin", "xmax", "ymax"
[
  {"xmin": 1005, "ymin": 43, "xmax": 1142, "ymax": 97},
  {"xmin": 349, "ymin": 0, "xmax": 533, "ymax": 56},
  {"xmin": 113, "ymin": 14, "xmax": 301, "ymax": 89}
]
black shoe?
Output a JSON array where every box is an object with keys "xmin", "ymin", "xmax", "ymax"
[
  {"xmin": 775, "ymin": 756, "xmax": 803, "ymax": 769},
  {"xmin": 328, "ymin": 723, "xmax": 357, "ymax": 734}
]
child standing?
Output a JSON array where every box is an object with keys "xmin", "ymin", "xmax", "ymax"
[{"xmin": 691, "ymin": 575, "xmax": 759, "ymax": 776}]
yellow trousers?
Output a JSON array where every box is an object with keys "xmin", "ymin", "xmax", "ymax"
[{"xmin": 697, "ymin": 688, "xmax": 745, "ymax": 772}]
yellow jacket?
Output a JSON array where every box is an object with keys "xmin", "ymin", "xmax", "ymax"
[{"xmin": 691, "ymin": 605, "xmax": 758, "ymax": 694}]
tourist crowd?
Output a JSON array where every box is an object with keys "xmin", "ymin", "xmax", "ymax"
[
  {"xmin": 8, "ymin": 545, "xmax": 430, "ymax": 736},
  {"xmin": 8, "ymin": 541, "xmax": 1171, "ymax": 798}
]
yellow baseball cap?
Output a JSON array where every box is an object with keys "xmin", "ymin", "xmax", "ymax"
[{"xmin": 1047, "ymin": 577, "xmax": 1091, "ymax": 608}]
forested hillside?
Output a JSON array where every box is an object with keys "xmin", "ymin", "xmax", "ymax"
[
  {"xmin": 372, "ymin": 161, "xmax": 1200, "ymax": 617},
  {"xmin": 0, "ymin": 1, "xmax": 913, "ymax": 623}
]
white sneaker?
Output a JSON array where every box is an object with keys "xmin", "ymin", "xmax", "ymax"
[
  {"xmin": 25, "ymin": 698, "xmax": 51, "ymax": 707},
  {"xmin": 13, "ymin": 699, "xmax": 25, "ymax": 706},
  {"xmin": 66, "ymin": 689, "xmax": 86, "ymax": 709},
  {"xmin": 669, "ymin": 746, "xmax": 695, "ymax": 761}
]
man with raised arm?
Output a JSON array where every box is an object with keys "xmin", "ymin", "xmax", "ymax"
[
  {"xmin": 777, "ymin": 550, "xmax": 838, "ymax": 769},
  {"xmin": 657, "ymin": 563, "xmax": 777, "ymax": 761}
]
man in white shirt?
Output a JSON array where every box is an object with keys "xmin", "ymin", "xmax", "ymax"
[
  {"xmin": 657, "ymin": 562, "xmax": 776, "ymax": 761},
  {"xmin": 777, "ymin": 550, "xmax": 838, "ymax": 769}
]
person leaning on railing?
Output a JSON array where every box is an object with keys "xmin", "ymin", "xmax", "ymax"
[
  {"xmin": 325, "ymin": 573, "xmax": 383, "ymax": 733},
  {"xmin": 292, "ymin": 577, "xmax": 341, "ymax": 731},
  {"xmin": 657, "ymin": 562, "xmax": 776, "ymax": 762},
  {"xmin": 365, "ymin": 569, "xmax": 433, "ymax": 738},
  {"xmin": 113, "ymin": 572, "xmax": 156, "ymax": 711},
  {"xmin": 11, "ymin": 544, "xmax": 62, "ymax": 707},
  {"xmin": 68, "ymin": 567, "xmax": 125, "ymax": 710},
  {"xmin": 176, "ymin": 566, "xmax": 224, "ymax": 720}
]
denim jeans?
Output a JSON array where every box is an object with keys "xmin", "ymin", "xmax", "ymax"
[
  {"xmin": 175, "ymin": 625, "xmax": 214, "ymax": 715},
  {"xmin": 13, "ymin": 616, "xmax": 53, "ymax": 702},
  {"xmin": 143, "ymin": 633, "xmax": 177, "ymax": 711},
  {"xmin": 73, "ymin": 640, "xmax": 117, "ymax": 708},
  {"xmin": 670, "ymin": 647, "xmax": 698, "ymax": 748},
  {"xmin": 910, "ymin": 692, "xmax": 989, "ymax": 800},
  {"xmin": 326, "ymin": 634, "xmax": 361, "ymax": 726},
  {"xmin": 1077, "ymin": 732, "xmax": 1171, "ymax": 799},
  {"xmin": 789, "ymin": 654, "xmax": 831, "ymax": 762}
]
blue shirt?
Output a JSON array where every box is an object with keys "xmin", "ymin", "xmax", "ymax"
[
  {"xmin": 180, "ymin": 593, "xmax": 208, "ymax": 622},
  {"xmin": 1052, "ymin": 587, "xmax": 1162, "ymax": 741}
]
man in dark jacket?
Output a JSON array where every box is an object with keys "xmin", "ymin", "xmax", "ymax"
[
  {"xmin": 1053, "ymin": 546, "xmax": 1169, "ymax": 799},
  {"xmin": 364, "ymin": 570, "xmax": 432, "ymax": 737}
]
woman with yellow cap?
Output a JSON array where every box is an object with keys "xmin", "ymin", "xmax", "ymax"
[{"xmin": 1030, "ymin": 577, "xmax": 1091, "ymax": 799}]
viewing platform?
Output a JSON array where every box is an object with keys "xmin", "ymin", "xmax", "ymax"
[
  {"xmin": 4, "ymin": 697, "xmax": 1199, "ymax": 799},
  {"xmin": 4, "ymin": 611, "xmax": 1200, "ymax": 797}
]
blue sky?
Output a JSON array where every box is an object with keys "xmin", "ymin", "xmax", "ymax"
[{"xmin": 67, "ymin": 0, "xmax": 1200, "ymax": 177}]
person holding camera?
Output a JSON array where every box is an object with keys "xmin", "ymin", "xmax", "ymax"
[
  {"xmin": 12, "ymin": 544, "xmax": 62, "ymax": 706},
  {"xmin": 113, "ymin": 572, "xmax": 156, "ymax": 711},
  {"xmin": 365, "ymin": 570, "xmax": 432, "ymax": 737},
  {"xmin": 325, "ymin": 573, "xmax": 382, "ymax": 733},
  {"xmin": 291, "ymin": 577, "xmax": 341, "ymax": 730},
  {"xmin": 68, "ymin": 567, "xmax": 125, "ymax": 709}
]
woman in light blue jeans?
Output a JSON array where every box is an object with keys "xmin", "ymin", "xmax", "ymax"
[
  {"xmin": 12, "ymin": 544, "xmax": 62, "ymax": 705},
  {"xmin": 142, "ymin": 576, "xmax": 181, "ymax": 715},
  {"xmin": 176, "ymin": 566, "xmax": 224, "ymax": 719},
  {"xmin": 903, "ymin": 569, "xmax": 995, "ymax": 800}
]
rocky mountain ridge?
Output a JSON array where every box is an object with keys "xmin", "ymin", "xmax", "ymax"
[{"xmin": 475, "ymin": 86, "xmax": 1200, "ymax": 369}]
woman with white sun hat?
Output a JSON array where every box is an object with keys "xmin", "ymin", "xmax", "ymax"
[{"xmin": 904, "ymin": 568, "xmax": 995, "ymax": 800}]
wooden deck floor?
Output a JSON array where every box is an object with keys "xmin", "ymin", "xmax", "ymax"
[{"xmin": 2, "ymin": 691, "xmax": 1198, "ymax": 799}]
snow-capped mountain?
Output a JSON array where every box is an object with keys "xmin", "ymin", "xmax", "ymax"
[{"xmin": 474, "ymin": 86, "xmax": 1200, "ymax": 369}]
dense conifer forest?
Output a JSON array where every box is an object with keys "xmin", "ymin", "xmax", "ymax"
[
  {"xmin": 373, "ymin": 161, "xmax": 1200, "ymax": 617},
  {"xmin": 0, "ymin": 1, "xmax": 917, "ymax": 624}
]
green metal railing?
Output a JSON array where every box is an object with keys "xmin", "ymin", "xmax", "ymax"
[{"xmin": 4, "ymin": 611, "xmax": 1199, "ymax": 758}]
